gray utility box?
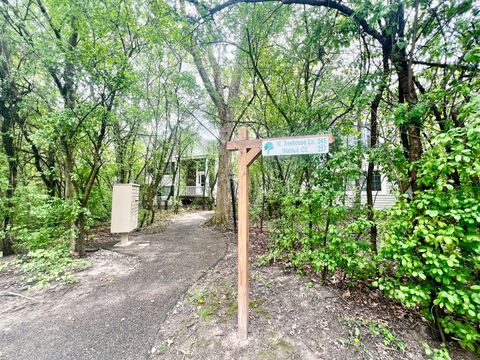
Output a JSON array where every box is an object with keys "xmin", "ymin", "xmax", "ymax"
[{"xmin": 111, "ymin": 183, "xmax": 140, "ymax": 234}]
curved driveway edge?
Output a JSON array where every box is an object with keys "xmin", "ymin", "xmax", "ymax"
[{"xmin": 0, "ymin": 211, "xmax": 227, "ymax": 360}]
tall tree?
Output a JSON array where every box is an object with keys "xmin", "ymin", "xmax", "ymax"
[
  {"xmin": 209, "ymin": 0, "xmax": 478, "ymax": 193},
  {"xmin": 0, "ymin": 29, "xmax": 27, "ymax": 255},
  {"xmin": 174, "ymin": 2, "xmax": 247, "ymax": 226}
]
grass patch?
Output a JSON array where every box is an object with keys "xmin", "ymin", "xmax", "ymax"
[
  {"xmin": 188, "ymin": 285, "xmax": 235, "ymax": 321},
  {"xmin": 156, "ymin": 342, "xmax": 167, "ymax": 354},
  {"xmin": 258, "ymin": 334, "xmax": 294, "ymax": 359},
  {"xmin": 188, "ymin": 284, "xmax": 269, "ymax": 321},
  {"xmin": 188, "ymin": 283, "xmax": 271, "ymax": 323}
]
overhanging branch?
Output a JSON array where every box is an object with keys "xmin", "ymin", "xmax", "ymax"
[{"xmin": 210, "ymin": 0, "xmax": 386, "ymax": 46}]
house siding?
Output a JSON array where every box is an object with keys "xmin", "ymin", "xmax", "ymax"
[{"xmin": 345, "ymin": 174, "xmax": 397, "ymax": 210}]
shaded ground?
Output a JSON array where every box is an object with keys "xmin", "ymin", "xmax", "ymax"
[
  {"xmin": 1, "ymin": 213, "xmax": 477, "ymax": 360},
  {"xmin": 150, "ymin": 229, "xmax": 478, "ymax": 360},
  {"xmin": 0, "ymin": 211, "xmax": 227, "ymax": 360}
]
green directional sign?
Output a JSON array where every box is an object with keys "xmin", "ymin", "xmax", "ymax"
[{"xmin": 262, "ymin": 136, "xmax": 329, "ymax": 156}]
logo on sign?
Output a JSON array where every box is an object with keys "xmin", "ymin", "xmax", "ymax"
[{"xmin": 263, "ymin": 142, "xmax": 274, "ymax": 155}]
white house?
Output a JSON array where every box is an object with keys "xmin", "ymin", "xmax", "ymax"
[
  {"xmin": 344, "ymin": 170, "xmax": 397, "ymax": 209},
  {"xmin": 157, "ymin": 138, "xmax": 218, "ymax": 207},
  {"xmin": 343, "ymin": 124, "xmax": 397, "ymax": 210}
]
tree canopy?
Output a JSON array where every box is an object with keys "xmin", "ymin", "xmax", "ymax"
[{"xmin": 0, "ymin": 0, "xmax": 479, "ymax": 354}]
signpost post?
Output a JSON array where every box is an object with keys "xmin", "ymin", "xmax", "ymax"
[{"xmin": 227, "ymin": 128, "xmax": 334, "ymax": 339}]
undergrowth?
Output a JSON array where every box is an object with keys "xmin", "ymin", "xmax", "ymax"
[
  {"xmin": 258, "ymin": 116, "xmax": 480, "ymax": 355},
  {"xmin": 2, "ymin": 246, "xmax": 90, "ymax": 288}
]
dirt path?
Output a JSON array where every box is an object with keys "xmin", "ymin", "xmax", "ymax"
[{"xmin": 0, "ymin": 211, "xmax": 227, "ymax": 360}]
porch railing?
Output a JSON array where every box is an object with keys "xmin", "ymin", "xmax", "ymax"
[{"xmin": 185, "ymin": 186, "xmax": 205, "ymax": 196}]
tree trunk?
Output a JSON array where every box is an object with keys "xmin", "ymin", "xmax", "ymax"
[
  {"xmin": 76, "ymin": 211, "xmax": 87, "ymax": 257},
  {"xmin": 391, "ymin": 3, "xmax": 423, "ymax": 194},
  {"xmin": 188, "ymin": 30, "xmax": 243, "ymax": 227},
  {"xmin": 164, "ymin": 166, "xmax": 176, "ymax": 211},
  {"xmin": 0, "ymin": 108, "xmax": 17, "ymax": 256},
  {"xmin": 63, "ymin": 144, "xmax": 75, "ymax": 201},
  {"xmin": 260, "ymin": 156, "xmax": 266, "ymax": 232},
  {"xmin": 366, "ymin": 125, "xmax": 378, "ymax": 253},
  {"xmin": 145, "ymin": 138, "xmax": 177, "ymax": 226},
  {"xmin": 366, "ymin": 49, "xmax": 389, "ymax": 253},
  {"xmin": 354, "ymin": 117, "xmax": 362, "ymax": 209},
  {"xmin": 0, "ymin": 35, "xmax": 20, "ymax": 256},
  {"xmin": 210, "ymin": 117, "xmax": 232, "ymax": 225},
  {"xmin": 62, "ymin": 22, "xmax": 78, "ymax": 202}
]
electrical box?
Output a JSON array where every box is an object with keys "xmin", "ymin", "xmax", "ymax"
[{"xmin": 111, "ymin": 184, "xmax": 140, "ymax": 234}]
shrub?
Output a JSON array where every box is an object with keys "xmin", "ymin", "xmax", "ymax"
[
  {"xmin": 266, "ymin": 151, "xmax": 377, "ymax": 281},
  {"xmin": 11, "ymin": 190, "xmax": 79, "ymax": 252},
  {"xmin": 376, "ymin": 114, "xmax": 480, "ymax": 351}
]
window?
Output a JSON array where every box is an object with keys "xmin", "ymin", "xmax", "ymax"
[
  {"xmin": 361, "ymin": 126, "xmax": 371, "ymax": 147},
  {"xmin": 200, "ymin": 174, "xmax": 206, "ymax": 187},
  {"xmin": 361, "ymin": 171, "xmax": 382, "ymax": 192},
  {"xmin": 160, "ymin": 185, "xmax": 173, "ymax": 197},
  {"xmin": 164, "ymin": 162, "xmax": 175, "ymax": 175},
  {"xmin": 184, "ymin": 160, "xmax": 197, "ymax": 186}
]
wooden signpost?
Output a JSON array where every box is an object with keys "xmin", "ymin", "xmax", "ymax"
[{"xmin": 227, "ymin": 128, "xmax": 334, "ymax": 339}]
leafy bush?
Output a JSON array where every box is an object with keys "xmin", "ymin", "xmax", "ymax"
[
  {"xmin": 86, "ymin": 185, "xmax": 112, "ymax": 223},
  {"xmin": 0, "ymin": 187, "xmax": 89, "ymax": 287},
  {"xmin": 11, "ymin": 190, "xmax": 80, "ymax": 252},
  {"xmin": 376, "ymin": 114, "xmax": 480, "ymax": 351},
  {"xmin": 423, "ymin": 343, "xmax": 452, "ymax": 360},
  {"xmin": 268, "ymin": 193, "xmax": 376, "ymax": 281},
  {"xmin": 264, "ymin": 101, "xmax": 480, "ymax": 352},
  {"xmin": 266, "ymin": 151, "xmax": 377, "ymax": 281}
]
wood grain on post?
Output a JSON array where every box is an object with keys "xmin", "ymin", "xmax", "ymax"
[
  {"xmin": 227, "ymin": 128, "xmax": 333, "ymax": 339},
  {"xmin": 237, "ymin": 127, "xmax": 249, "ymax": 340}
]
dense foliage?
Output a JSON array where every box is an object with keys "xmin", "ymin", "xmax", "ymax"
[
  {"xmin": 377, "ymin": 102, "xmax": 480, "ymax": 350},
  {"xmin": 0, "ymin": 0, "xmax": 478, "ymax": 354},
  {"xmin": 264, "ymin": 103, "xmax": 480, "ymax": 351},
  {"xmin": 0, "ymin": 0, "xmax": 203, "ymax": 257}
]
